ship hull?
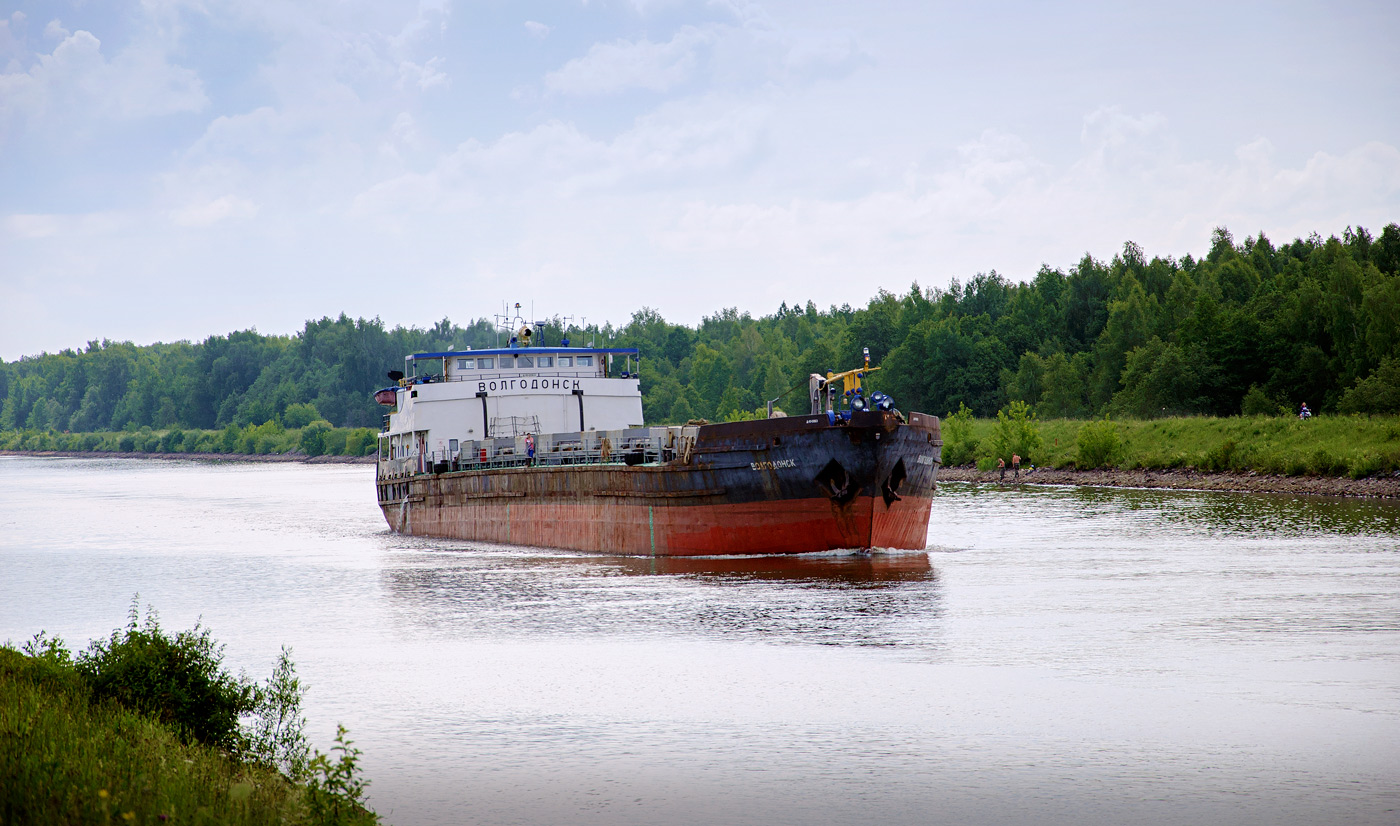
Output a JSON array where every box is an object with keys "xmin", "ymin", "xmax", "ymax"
[{"xmin": 377, "ymin": 411, "xmax": 940, "ymax": 556}]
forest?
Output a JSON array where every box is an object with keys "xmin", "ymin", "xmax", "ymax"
[{"xmin": 3, "ymin": 224, "xmax": 1399, "ymax": 446}]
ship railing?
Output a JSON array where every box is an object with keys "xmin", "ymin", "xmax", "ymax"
[{"xmin": 383, "ymin": 427, "xmax": 686, "ymax": 477}]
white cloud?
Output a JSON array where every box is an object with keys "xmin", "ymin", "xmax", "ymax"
[
  {"xmin": 398, "ymin": 55, "xmax": 446, "ymax": 90},
  {"xmin": 524, "ymin": 21, "xmax": 551, "ymax": 39},
  {"xmin": 43, "ymin": 19, "xmax": 69, "ymax": 40},
  {"xmin": 170, "ymin": 195, "xmax": 259, "ymax": 227},
  {"xmin": 545, "ymin": 26, "xmax": 714, "ymax": 95},
  {"xmin": 0, "ymin": 28, "xmax": 206, "ymax": 126}
]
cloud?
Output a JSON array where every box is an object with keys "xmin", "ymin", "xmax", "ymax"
[
  {"xmin": 0, "ymin": 27, "xmax": 206, "ymax": 128},
  {"xmin": 398, "ymin": 55, "xmax": 446, "ymax": 90},
  {"xmin": 545, "ymin": 25, "xmax": 714, "ymax": 95},
  {"xmin": 170, "ymin": 195, "xmax": 259, "ymax": 227},
  {"xmin": 524, "ymin": 21, "xmax": 550, "ymax": 39}
]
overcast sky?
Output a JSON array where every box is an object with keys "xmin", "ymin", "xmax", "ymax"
[{"xmin": 2, "ymin": 0, "xmax": 1397, "ymax": 360}]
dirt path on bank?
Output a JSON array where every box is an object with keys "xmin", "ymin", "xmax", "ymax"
[
  {"xmin": 0, "ymin": 450, "xmax": 374, "ymax": 465},
  {"xmin": 937, "ymin": 465, "xmax": 1400, "ymax": 499}
]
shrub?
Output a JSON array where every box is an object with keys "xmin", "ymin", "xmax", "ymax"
[
  {"xmin": 1348, "ymin": 452, "xmax": 1383, "ymax": 479},
  {"xmin": 990, "ymin": 400, "xmax": 1043, "ymax": 463},
  {"xmin": 1306, "ymin": 448, "xmax": 1346, "ymax": 477},
  {"xmin": 159, "ymin": 428, "xmax": 185, "ymax": 453},
  {"xmin": 325, "ymin": 428, "xmax": 351, "ymax": 456},
  {"xmin": 1240, "ymin": 385, "xmax": 1282, "ymax": 416},
  {"xmin": 282, "ymin": 402, "xmax": 323, "ymax": 429},
  {"xmin": 76, "ymin": 601, "xmax": 256, "ymax": 751},
  {"xmin": 1076, "ymin": 418, "xmax": 1122, "ymax": 469},
  {"xmin": 301, "ymin": 422, "xmax": 333, "ymax": 457},
  {"xmin": 247, "ymin": 646, "xmax": 310, "ymax": 779},
  {"xmin": 1202, "ymin": 440, "xmax": 1238, "ymax": 472},
  {"xmin": 305, "ymin": 726, "xmax": 380, "ymax": 826},
  {"xmin": 346, "ymin": 428, "xmax": 377, "ymax": 457},
  {"xmin": 940, "ymin": 403, "xmax": 978, "ymax": 466}
]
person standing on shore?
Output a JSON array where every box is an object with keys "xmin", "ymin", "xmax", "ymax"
[
  {"xmin": 998, "ymin": 457, "xmax": 1006, "ymax": 480},
  {"xmin": 1012, "ymin": 453, "xmax": 1021, "ymax": 479}
]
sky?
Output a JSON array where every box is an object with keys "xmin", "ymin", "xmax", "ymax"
[{"xmin": 1, "ymin": 0, "xmax": 1397, "ymax": 360}]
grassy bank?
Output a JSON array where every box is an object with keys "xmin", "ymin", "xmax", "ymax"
[
  {"xmin": 950, "ymin": 414, "xmax": 1400, "ymax": 479},
  {"xmin": 0, "ymin": 422, "xmax": 377, "ymax": 458},
  {"xmin": 1, "ymin": 647, "xmax": 306, "ymax": 824},
  {"xmin": 1, "ymin": 611, "xmax": 378, "ymax": 826}
]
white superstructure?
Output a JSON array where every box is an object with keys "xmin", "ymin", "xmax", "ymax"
[{"xmin": 376, "ymin": 345, "xmax": 650, "ymax": 476}]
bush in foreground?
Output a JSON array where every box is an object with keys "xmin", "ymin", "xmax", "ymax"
[{"xmin": 1, "ymin": 602, "xmax": 378, "ymax": 825}]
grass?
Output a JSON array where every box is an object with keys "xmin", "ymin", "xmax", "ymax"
[
  {"xmin": 953, "ymin": 414, "xmax": 1400, "ymax": 478},
  {"xmin": 1, "ymin": 639, "xmax": 378, "ymax": 826},
  {"xmin": 0, "ymin": 647, "xmax": 309, "ymax": 825}
]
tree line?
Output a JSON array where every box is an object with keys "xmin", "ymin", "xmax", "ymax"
[{"xmin": 3, "ymin": 224, "xmax": 1399, "ymax": 438}]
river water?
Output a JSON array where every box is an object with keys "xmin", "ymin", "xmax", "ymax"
[{"xmin": 2, "ymin": 456, "xmax": 1398, "ymax": 825}]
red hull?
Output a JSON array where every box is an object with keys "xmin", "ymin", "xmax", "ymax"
[{"xmin": 385, "ymin": 492, "xmax": 931, "ymax": 555}]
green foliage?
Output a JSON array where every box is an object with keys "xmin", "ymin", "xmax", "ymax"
[
  {"xmin": 1338, "ymin": 356, "xmax": 1400, "ymax": 413},
  {"xmin": 305, "ymin": 726, "xmax": 380, "ymax": 826},
  {"xmin": 301, "ymin": 421, "xmax": 333, "ymax": 457},
  {"xmin": 990, "ymin": 400, "xmax": 1043, "ymax": 463},
  {"xmin": 283, "ymin": 402, "xmax": 323, "ymax": 429},
  {"xmin": 1075, "ymin": 417, "xmax": 1122, "ymax": 469},
  {"xmin": 75, "ymin": 599, "xmax": 256, "ymax": 751},
  {"xmin": 1241, "ymin": 385, "xmax": 1283, "ymax": 416},
  {"xmin": 0, "ymin": 645, "xmax": 369, "ymax": 825},
  {"xmin": 940, "ymin": 402, "xmax": 979, "ymax": 466},
  {"xmin": 0, "ymin": 604, "xmax": 374, "ymax": 825},
  {"xmin": 247, "ymin": 646, "xmax": 310, "ymax": 779}
]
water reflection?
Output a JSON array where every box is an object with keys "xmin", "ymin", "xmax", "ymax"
[
  {"xmin": 379, "ymin": 550, "xmax": 942, "ymax": 649},
  {"xmin": 945, "ymin": 480, "xmax": 1400, "ymax": 538},
  {"xmin": 593, "ymin": 551, "xmax": 934, "ymax": 582}
]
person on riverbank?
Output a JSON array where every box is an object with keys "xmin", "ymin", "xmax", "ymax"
[
  {"xmin": 1299, "ymin": 402, "xmax": 1311, "ymax": 419},
  {"xmin": 1012, "ymin": 454, "xmax": 1021, "ymax": 478},
  {"xmin": 998, "ymin": 457, "xmax": 1006, "ymax": 480}
]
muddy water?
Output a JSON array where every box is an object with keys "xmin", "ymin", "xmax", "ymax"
[{"xmin": 2, "ymin": 457, "xmax": 1397, "ymax": 825}]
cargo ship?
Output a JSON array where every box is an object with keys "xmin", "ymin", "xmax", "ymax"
[{"xmin": 373, "ymin": 324, "xmax": 941, "ymax": 556}]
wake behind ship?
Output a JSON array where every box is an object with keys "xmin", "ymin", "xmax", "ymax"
[{"xmin": 374, "ymin": 322, "xmax": 940, "ymax": 556}]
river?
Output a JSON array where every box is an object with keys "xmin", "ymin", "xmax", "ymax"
[{"xmin": 2, "ymin": 456, "xmax": 1397, "ymax": 825}]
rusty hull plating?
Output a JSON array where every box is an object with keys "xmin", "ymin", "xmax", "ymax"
[{"xmin": 376, "ymin": 410, "xmax": 941, "ymax": 556}]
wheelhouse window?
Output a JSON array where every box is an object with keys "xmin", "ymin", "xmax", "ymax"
[
  {"xmin": 517, "ymin": 356, "xmax": 534, "ymax": 368},
  {"xmin": 498, "ymin": 356, "xmax": 514, "ymax": 369},
  {"xmin": 558, "ymin": 356, "xmax": 573, "ymax": 367},
  {"xmin": 457, "ymin": 358, "xmax": 474, "ymax": 370},
  {"xmin": 477, "ymin": 357, "xmax": 494, "ymax": 369},
  {"xmin": 537, "ymin": 356, "xmax": 553, "ymax": 368},
  {"xmin": 576, "ymin": 355, "xmax": 593, "ymax": 367}
]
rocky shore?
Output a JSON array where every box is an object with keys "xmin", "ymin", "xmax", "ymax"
[{"xmin": 937, "ymin": 465, "xmax": 1400, "ymax": 499}]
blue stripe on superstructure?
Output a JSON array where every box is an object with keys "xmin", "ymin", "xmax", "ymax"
[{"xmin": 409, "ymin": 347, "xmax": 639, "ymax": 358}]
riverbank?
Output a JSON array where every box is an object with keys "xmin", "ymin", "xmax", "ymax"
[
  {"xmin": 937, "ymin": 465, "xmax": 1400, "ymax": 499},
  {"xmin": 0, "ymin": 449, "xmax": 374, "ymax": 464}
]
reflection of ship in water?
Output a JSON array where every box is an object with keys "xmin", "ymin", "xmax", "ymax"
[
  {"xmin": 379, "ymin": 550, "xmax": 943, "ymax": 648},
  {"xmin": 609, "ymin": 551, "xmax": 934, "ymax": 583}
]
